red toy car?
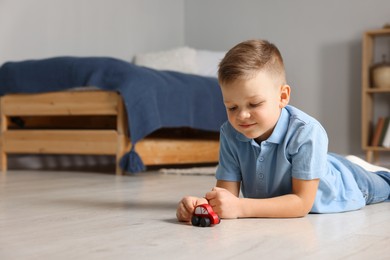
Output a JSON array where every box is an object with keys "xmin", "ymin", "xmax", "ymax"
[{"xmin": 191, "ymin": 204, "xmax": 220, "ymax": 227}]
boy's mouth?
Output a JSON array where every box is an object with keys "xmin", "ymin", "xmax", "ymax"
[{"xmin": 239, "ymin": 123, "xmax": 256, "ymax": 128}]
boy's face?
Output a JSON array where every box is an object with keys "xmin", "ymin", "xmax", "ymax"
[{"xmin": 220, "ymin": 71, "xmax": 290, "ymax": 142}]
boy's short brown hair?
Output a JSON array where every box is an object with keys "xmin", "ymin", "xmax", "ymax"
[{"xmin": 218, "ymin": 39, "xmax": 286, "ymax": 86}]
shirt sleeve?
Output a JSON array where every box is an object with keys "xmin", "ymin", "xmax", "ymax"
[
  {"xmin": 215, "ymin": 123, "xmax": 242, "ymax": 182},
  {"xmin": 288, "ymin": 121, "xmax": 329, "ymax": 180}
]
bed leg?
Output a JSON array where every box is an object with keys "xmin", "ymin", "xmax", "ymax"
[
  {"xmin": 0, "ymin": 98, "xmax": 7, "ymax": 173},
  {"xmin": 115, "ymin": 162, "xmax": 122, "ymax": 175},
  {"xmin": 115, "ymin": 150, "xmax": 124, "ymax": 175},
  {"xmin": 0, "ymin": 151, "xmax": 6, "ymax": 173},
  {"xmin": 115, "ymin": 95, "xmax": 129, "ymax": 175}
]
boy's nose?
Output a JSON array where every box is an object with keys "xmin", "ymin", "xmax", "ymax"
[{"xmin": 237, "ymin": 109, "xmax": 250, "ymax": 120}]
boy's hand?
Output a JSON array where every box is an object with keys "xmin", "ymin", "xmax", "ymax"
[
  {"xmin": 176, "ymin": 196, "xmax": 208, "ymax": 222},
  {"xmin": 205, "ymin": 187, "xmax": 241, "ymax": 219}
]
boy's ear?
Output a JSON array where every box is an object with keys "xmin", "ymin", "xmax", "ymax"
[{"xmin": 279, "ymin": 85, "xmax": 290, "ymax": 108}]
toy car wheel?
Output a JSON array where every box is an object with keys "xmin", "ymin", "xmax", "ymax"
[
  {"xmin": 191, "ymin": 215, "xmax": 200, "ymax": 226},
  {"xmin": 200, "ymin": 217, "xmax": 211, "ymax": 227}
]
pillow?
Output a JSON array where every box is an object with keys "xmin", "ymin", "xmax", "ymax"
[
  {"xmin": 195, "ymin": 50, "xmax": 226, "ymax": 78},
  {"xmin": 134, "ymin": 47, "xmax": 197, "ymax": 74}
]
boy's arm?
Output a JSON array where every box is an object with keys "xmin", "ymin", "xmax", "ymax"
[
  {"xmin": 240, "ymin": 178, "xmax": 319, "ymax": 218},
  {"xmin": 207, "ymin": 178, "xmax": 319, "ymax": 218}
]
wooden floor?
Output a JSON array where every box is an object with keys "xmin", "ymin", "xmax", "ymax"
[{"xmin": 1, "ymin": 169, "xmax": 390, "ymax": 259}]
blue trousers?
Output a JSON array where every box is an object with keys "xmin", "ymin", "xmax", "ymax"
[{"xmin": 331, "ymin": 154, "xmax": 390, "ymax": 204}]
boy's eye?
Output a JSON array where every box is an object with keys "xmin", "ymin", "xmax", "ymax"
[
  {"xmin": 249, "ymin": 102, "xmax": 262, "ymax": 108},
  {"xmin": 227, "ymin": 106, "xmax": 237, "ymax": 111}
]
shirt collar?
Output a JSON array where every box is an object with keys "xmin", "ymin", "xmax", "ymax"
[
  {"xmin": 235, "ymin": 107, "xmax": 289, "ymax": 144},
  {"xmin": 267, "ymin": 107, "xmax": 289, "ymax": 144}
]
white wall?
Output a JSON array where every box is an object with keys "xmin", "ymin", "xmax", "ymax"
[
  {"xmin": 184, "ymin": 0, "xmax": 390, "ymax": 155},
  {"xmin": 0, "ymin": 0, "xmax": 185, "ymax": 64}
]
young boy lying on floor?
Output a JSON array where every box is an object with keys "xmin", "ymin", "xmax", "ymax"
[{"xmin": 176, "ymin": 39, "xmax": 390, "ymax": 221}]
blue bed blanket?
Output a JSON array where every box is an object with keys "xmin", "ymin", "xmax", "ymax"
[{"xmin": 0, "ymin": 57, "xmax": 227, "ymax": 173}]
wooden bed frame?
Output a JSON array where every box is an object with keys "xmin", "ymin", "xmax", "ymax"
[{"xmin": 0, "ymin": 90, "xmax": 220, "ymax": 174}]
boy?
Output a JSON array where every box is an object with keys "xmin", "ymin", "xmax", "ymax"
[{"xmin": 176, "ymin": 39, "xmax": 390, "ymax": 221}]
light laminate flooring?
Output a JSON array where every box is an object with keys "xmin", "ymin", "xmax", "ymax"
[{"xmin": 1, "ymin": 170, "xmax": 389, "ymax": 260}]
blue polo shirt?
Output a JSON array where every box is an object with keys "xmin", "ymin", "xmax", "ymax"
[{"xmin": 216, "ymin": 105, "xmax": 366, "ymax": 213}]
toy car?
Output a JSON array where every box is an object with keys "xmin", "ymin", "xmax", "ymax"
[{"xmin": 191, "ymin": 204, "xmax": 220, "ymax": 227}]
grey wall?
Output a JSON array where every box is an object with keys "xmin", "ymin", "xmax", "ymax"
[
  {"xmin": 1, "ymin": 0, "xmax": 389, "ymax": 157},
  {"xmin": 184, "ymin": 0, "xmax": 390, "ymax": 155},
  {"xmin": 0, "ymin": 0, "xmax": 184, "ymax": 63}
]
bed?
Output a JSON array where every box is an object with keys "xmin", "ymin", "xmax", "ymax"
[{"xmin": 0, "ymin": 55, "xmax": 227, "ymax": 174}]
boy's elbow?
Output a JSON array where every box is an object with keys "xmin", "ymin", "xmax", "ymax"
[
  {"xmin": 284, "ymin": 201, "xmax": 311, "ymax": 218},
  {"xmin": 296, "ymin": 208, "xmax": 310, "ymax": 218},
  {"xmin": 294, "ymin": 199, "xmax": 314, "ymax": 217}
]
